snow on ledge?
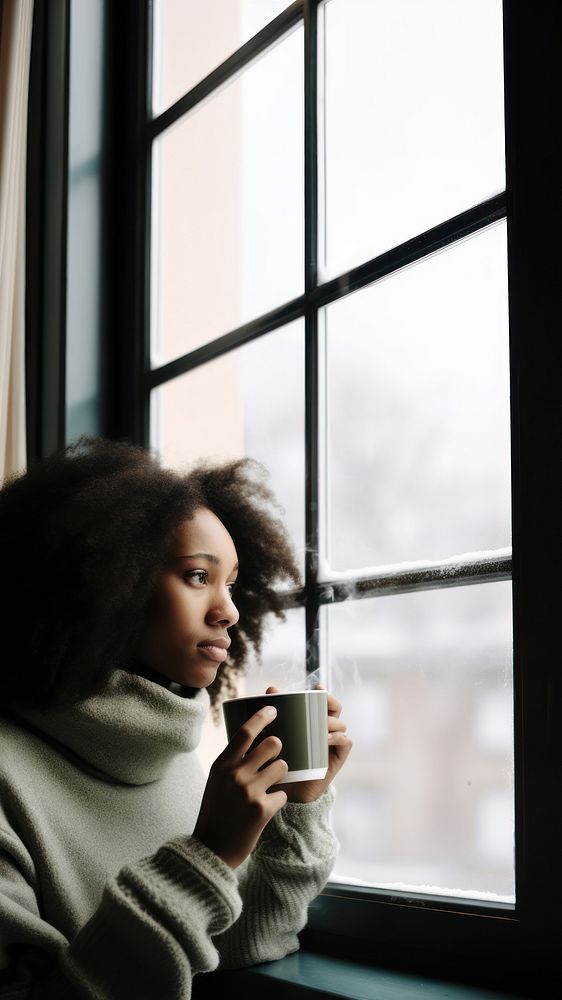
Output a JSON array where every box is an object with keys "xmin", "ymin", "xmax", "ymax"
[
  {"xmin": 318, "ymin": 547, "xmax": 512, "ymax": 585},
  {"xmin": 328, "ymin": 872, "xmax": 515, "ymax": 905}
]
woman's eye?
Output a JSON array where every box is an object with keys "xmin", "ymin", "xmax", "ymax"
[
  {"xmin": 185, "ymin": 570, "xmax": 208, "ymax": 585},
  {"xmin": 227, "ymin": 582, "xmax": 237, "ymax": 595}
]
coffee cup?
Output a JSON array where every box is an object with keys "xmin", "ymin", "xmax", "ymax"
[{"xmin": 222, "ymin": 689, "xmax": 329, "ymax": 783}]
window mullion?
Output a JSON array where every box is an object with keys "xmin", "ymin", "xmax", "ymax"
[{"xmin": 316, "ymin": 549, "xmax": 512, "ymax": 604}]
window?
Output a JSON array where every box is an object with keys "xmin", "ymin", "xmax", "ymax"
[
  {"xmin": 33, "ymin": 0, "xmax": 561, "ymax": 990},
  {"xmin": 147, "ymin": 0, "xmax": 514, "ymax": 914}
]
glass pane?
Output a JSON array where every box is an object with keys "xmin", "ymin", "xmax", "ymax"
[
  {"xmin": 320, "ymin": 0, "xmax": 505, "ymax": 278},
  {"xmin": 151, "ymin": 321, "xmax": 304, "ymax": 573},
  {"xmin": 151, "ymin": 25, "xmax": 303, "ymax": 365},
  {"xmin": 324, "ymin": 222, "xmax": 511, "ymax": 572},
  {"xmin": 241, "ymin": 606, "xmax": 307, "ymax": 697},
  {"xmin": 65, "ymin": 0, "xmax": 104, "ymax": 440},
  {"xmin": 197, "ymin": 607, "xmax": 305, "ymax": 774},
  {"xmin": 325, "ymin": 582, "xmax": 514, "ymax": 902},
  {"xmin": 152, "ymin": 0, "xmax": 292, "ymax": 115}
]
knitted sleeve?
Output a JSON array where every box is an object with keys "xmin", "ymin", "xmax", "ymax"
[
  {"xmin": 214, "ymin": 787, "xmax": 338, "ymax": 969},
  {"xmin": 0, "ymin": 825, "xmax": 241, "ymax": 1000}
]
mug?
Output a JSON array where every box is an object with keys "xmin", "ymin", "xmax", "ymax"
[{"xmin": 222, "ymin": 689, "xmax": 329, "ymax": 782}]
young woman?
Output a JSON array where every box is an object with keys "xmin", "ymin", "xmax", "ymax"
[{"xmin": 0, "ymin": 437, "xmax": 351, "ymax": 999}]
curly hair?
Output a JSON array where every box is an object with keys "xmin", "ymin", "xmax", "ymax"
[{"xmin": 0, "ymin": 437, "xmax": 301, "ymax": 717}]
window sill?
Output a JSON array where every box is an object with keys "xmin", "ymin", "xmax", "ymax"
[{"xmin": 193, "ymin": 951, "xmax": 529, "ymax": 1000}]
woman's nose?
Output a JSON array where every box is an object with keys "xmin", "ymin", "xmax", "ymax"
[{"xmin": 206, "ymin": 591, "xmax": 239, "ymax": 628}]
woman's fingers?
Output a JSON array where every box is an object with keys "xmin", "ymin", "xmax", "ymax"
[
  {"xmin": 328, "ymin": 731, "xmax": 352, "ymax": 746},
  {"xmin": 259, "ymin": 755, "xmax": 289, "ymax": 791},
  {"xmin": 264, "ymin": 787, "xmax": 288, "ymax": 809},
  {"xmin": 244, "ymin": 734, "xmax": 283, "ymax": 772},
  {"xmin": 327, "ymin": 732, "xmax": 353, "ymax": 777},
  {"xmin": 327, "ymin": 694, "xmax": 342, "ymax": 717},
  {"xmin": 328, "ymin": 716, "xmax": 347, "ymax": 733},
  {"xmin": 220, "ymin": 706, "xmax": 278, "ymax": 761}
]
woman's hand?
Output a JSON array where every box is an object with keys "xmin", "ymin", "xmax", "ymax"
[
  {"xmin": 265, "ymin": 685, "xmax": 352, "ymax": 804},
  {"xmin": 193, "ymin": 706, "xmax": 288, "ymax": 868}
]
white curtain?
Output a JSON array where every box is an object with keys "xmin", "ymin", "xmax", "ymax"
[{"xmin": 0, "ymin": 0, "xmax": 34, "ymax": 483}]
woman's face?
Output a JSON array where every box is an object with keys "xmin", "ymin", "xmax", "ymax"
[{"xmin": 135, "ymin": 506, "xmax": 240, "ymax": 688}]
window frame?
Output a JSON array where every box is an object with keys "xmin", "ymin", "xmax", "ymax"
[
  {"xmin": 28, "ymin": 0, "xmax": 562, "ymax": 991},
  {"xmin": 120, "ymin": 0, "xmax": 562, "ymax": 988}
]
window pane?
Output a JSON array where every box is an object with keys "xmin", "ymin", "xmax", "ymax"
[
  {"xmin": 320, "ymin": 0, "xmax": 505, "ymax": 278},
  {"xmin": 241, "ymin": 606, "xmax": 307, "ymax": 696},
  {"xmin": 65, "ymin": 0, "xmax": 104, "ymax": 440},
  {"xmin": 325, "ymin": 582, "xmax": 514, "ymax": 902},
  {"xmin": 197, "ymin": 607, "xmax": 305, "ymax": 774},
  {"xmin": 151, "ymin": 26, "xmax": 303, "ymax": 365},
  {"xmin": 152, "ymin": 0, "xmax": 292, "ymax": 115},
  {"xmin": 323, "ymin": 222, "xmax": 511, "ymax": 572},
  {"xmin": 151, "ymin": 321, "xmax": 304, "ymax": 573}
]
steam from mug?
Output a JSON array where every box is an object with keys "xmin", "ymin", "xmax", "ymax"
[{"xmin": 222, "ymin": 690, "xmax": 329, "ymax": 782}]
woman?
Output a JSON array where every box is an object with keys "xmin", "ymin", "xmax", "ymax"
[{"xmin": 0, "ymin": 437, "xmax": 351, "ymax": 998}]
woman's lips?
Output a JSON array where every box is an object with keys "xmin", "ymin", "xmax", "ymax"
[{"xmin": 197, "ymin": 643, "xmax": 228, "ymax": 663}]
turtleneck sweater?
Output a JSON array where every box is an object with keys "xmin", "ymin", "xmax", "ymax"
[{"xmin": 0, "ymin": 669, "xmax": 337, "ymax": 999}]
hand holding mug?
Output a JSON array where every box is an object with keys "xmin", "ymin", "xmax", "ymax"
[{"xmin": 193, "ymin": 705, "xmax": 288, "ymax": 868}]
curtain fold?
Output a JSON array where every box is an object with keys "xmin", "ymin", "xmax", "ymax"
[{"xmin": 0, "ymin": 0, "xmax": 34, "ymax": 483}]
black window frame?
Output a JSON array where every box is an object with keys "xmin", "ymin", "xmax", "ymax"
[{"xmin": 27, "ymin": 0, "xmax": 562, "ymax": 993}]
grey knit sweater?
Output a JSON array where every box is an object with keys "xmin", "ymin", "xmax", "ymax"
[{"xmin": 0, "ymin": 669, "xmax": 337, "ymax": 998}]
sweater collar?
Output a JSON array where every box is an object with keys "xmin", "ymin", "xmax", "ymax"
[{"xmin": 11, "ymin": 668, "xmax": 210, "ymax": 785}]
